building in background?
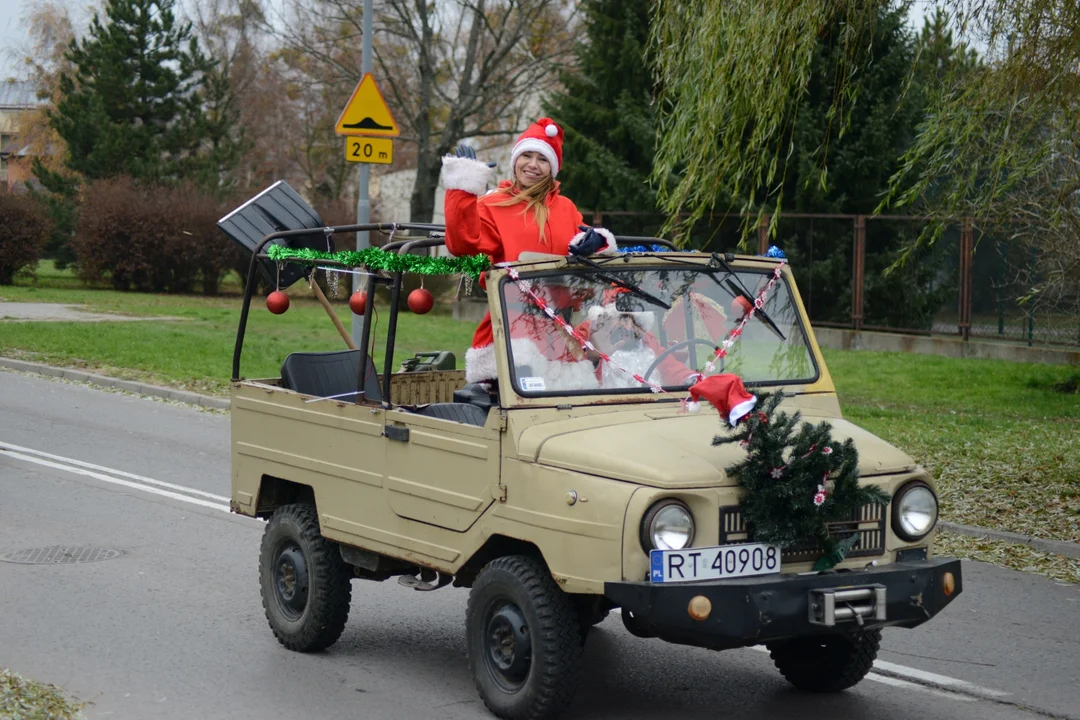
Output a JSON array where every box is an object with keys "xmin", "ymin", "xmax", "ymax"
[{"xmin": 0, "ymin": 81, "xmax": 46, "ymax": 193}]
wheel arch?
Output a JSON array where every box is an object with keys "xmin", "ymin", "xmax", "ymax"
[
  {"xmin": 454, "ymin": 534, "xmax": 544, "ymax": 588},
  {"xmin": 256, "ymin": 475, "xmax": 315, "ymax": 518}
]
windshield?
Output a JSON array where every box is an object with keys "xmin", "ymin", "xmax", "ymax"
[{"xmin": 499, "ymin": 264, "xmax": 818, "ymax": 397}]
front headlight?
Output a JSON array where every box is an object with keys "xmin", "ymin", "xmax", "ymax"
[
  {"xmin": 892, "ymin": 481, "xmax": 938, "ymax": 541},
  {"xmin": 641, "ymin": 500, "xmax": 695, "ymax": 551}
]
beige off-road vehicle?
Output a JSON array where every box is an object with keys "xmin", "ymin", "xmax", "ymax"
[{"xmin": 224, "ymin": 190, "xmax": 962, "ymax": 720}]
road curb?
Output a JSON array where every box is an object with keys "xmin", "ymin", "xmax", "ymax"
[
  {"xmin": 0, "ymin": 357, "xmax": 231, "ymax": 411},
  {"xmin": 941, "ymin": 521, "xmax": 1080, "ymax": 560}
]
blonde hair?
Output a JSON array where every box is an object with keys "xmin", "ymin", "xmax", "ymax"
[{"xmin": 492, "ymin": 176, "xmax": 556, "ymax": 243}]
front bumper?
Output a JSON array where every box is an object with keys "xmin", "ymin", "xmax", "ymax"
[{"xmin": 604, "ymin": 557, "xmax": 962, "ymax": 650}]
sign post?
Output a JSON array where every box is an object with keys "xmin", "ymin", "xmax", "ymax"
[
  {"xmin": 334, "ymin": 71, "xmax": 400, "ymax": 341},
  {"xmin": 351, "ymin": 0, "xmax": 374, "ymax": 348}
]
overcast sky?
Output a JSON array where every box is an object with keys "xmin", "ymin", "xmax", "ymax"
[
  {"xmin": 0, "ymin": 0, "xmax": 23, "ymax": 81},
  {"xmin": 0, "ymin": 0, "xmax": 941, "ymax": 83}
]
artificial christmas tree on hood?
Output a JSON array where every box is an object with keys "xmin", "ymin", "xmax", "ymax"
[{"xmin": 701, "ymin": 382, "xmax": 891, "ymax": 570}]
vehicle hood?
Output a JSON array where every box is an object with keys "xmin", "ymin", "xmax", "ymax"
[{"xmin": 518, "ymin": 412, "xmax": 916, "ymax": 489}]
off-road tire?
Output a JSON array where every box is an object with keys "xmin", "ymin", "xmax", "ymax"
[
  {"xmin": 259, "ymin": 503, "xmax": 352, "ymax": 652},
  {"xmin": 766, "ymin": 629, "xmax": 881, "ymax": 692},
  {"xmin": 466, "ymin": 555, "xmax": 584, "ymax": 720}
]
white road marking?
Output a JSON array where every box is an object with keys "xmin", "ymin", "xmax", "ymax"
[
  {"xmin": 864, "ymin": 672, "xmax": 974, "ymax": 701},
  {"xmin": 871, "ymin": 659, "xmax": 1012, "ymax": 698},
  {"xmin": 747, "ymin": 644, "xmax": 1005, "ymax": 701},
  {"xmin": 1, "ymin": 447, "xmax": 230, "ymax": 513},
  {"xmin": 0, "ymin": 441, "xmax": 229, "ymax": 502}
]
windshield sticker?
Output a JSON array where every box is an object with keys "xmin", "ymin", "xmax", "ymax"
[{"xmin": 520, "ymin": 376, "xmax": 547, "ymax": 391}]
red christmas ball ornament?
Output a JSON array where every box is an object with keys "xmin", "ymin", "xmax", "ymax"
[
  {"xmin": 266, "ymin": 290, "xmax": 290, "ymax": 314},
  {"xmin": 349, "ymin": 290, "xmax": 368, "ymax": 315},
  {"xmin": 407, "ymin": 287, "xmax": 434, "ymax": 314}
]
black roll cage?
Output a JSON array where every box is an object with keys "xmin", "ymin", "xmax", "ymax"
[{"xmin": 231, "ymin": 222, "xmax": 676, "ymax": 406}]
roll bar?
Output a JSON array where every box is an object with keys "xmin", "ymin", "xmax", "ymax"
[{"xmin": 230, "ymin": 224, "xmax": 680, "ymax": 397}]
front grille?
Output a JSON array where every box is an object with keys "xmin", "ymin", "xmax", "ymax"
[{"xmin": 719, "ymin": 503, "xmax": 886, "ymax": 563}]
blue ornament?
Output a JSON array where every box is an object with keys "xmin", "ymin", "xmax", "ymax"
[
  {"xmin": 763, "ymin": 245, "xmax": 786, "ymax": 259},
  {"xmin": 618, "ymin": 244, "xmax": 672, "ymax": 254}
]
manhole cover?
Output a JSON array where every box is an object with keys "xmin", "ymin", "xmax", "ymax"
[{"xmin": 0, "ymin": 546, "xmax": 124, "ymax": 564}]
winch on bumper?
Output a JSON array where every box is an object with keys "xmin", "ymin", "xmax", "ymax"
[{"xmin": 604, "ymin": 557, "xmax": 962, "ymax": 651}]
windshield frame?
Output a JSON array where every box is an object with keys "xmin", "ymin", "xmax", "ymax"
[{"xmin": 496, "ymin": 261, "xmax": 821, "ymax": 402}]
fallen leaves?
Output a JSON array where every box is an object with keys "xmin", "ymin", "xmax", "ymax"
[
  {"xmin": 936, "ymin": 533, "xmax": 1080, "ymax": 585},
  {"xmin": 0, "ymin": 668, "xmax": 86, "ymax": 720}
]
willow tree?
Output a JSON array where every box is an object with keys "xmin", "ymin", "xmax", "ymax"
[
  {"xmin": 650, "ymin": 0, "xmax": 880, "ymax": 240},
  {"xmin": 651, "ymin": 0, "xmax": 1080, "ymax": 260}
]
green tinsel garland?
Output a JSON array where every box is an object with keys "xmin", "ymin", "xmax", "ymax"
[{"xmin": 266, "ymin": 245, "xmax": 490, "ymax": 280}]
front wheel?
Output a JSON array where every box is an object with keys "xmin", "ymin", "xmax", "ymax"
[
  {"xmin": 466, "ymin": 555, "xmax": 584, "ymax": 720},
  {"xmin": 259, "ymin": 503, "xmax": 352, "ymax": 652},
  {"xmin": 766, "ymin": 629, "xmax": 881, "ymax": 692}
]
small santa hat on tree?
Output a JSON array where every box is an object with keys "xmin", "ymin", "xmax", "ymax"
[{"xmin": 687, "ymin": 374, "xmax": 757, "ymax": 426}]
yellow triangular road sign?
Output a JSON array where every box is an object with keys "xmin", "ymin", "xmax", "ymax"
[{"xmin": 335, "ymin": 74, "xmax": 399, "ymax": 137}]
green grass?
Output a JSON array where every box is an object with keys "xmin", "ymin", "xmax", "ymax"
[{"xmin": 824, "ymin": 349, "xmax": 1080, "ymax": 549}]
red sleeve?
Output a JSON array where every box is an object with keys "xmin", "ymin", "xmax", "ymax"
[
  {"xmin": 643, "ymin": 333, "xmax": 696, "ymax": 386},
  {"xmin": 444, "ymin": 190, "xmax": 503, "ymax": 259}
]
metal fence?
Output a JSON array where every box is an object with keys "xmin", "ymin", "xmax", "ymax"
[{"xmin": 588, "ymin": 210, "xmax": 1080, "ymax": 349}]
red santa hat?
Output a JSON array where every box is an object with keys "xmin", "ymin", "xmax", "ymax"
[
  {"xmin": 687, "ymin": 374, "xmax": 757, "ymax": 426},
  {"xmin": 510, "ymin": 118, "xmax": 564, "ymax": 178}
]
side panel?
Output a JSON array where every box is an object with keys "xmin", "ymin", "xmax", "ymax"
[
  {"xmin": 382, "ymin": 410, "xmax": 500, "ymax": 532},
  {"xmin": 483, "ymin": 459, "xmax": 635, "ymax": 594}
]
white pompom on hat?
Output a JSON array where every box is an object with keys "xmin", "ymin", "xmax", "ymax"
[{"xmin": 510, "ymin": 117, "xmax": 565, "ymax": 178}]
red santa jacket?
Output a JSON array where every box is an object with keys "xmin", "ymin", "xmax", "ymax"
[{"xmin": 445, "ymin": 176, "xmax": 589, "ymax": 384}]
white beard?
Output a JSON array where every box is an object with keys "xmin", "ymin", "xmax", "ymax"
[{"xmin": 601, "ymin": 348, "xmax": 658, "ymax": 388}]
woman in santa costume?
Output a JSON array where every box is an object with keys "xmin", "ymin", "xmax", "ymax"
[{"xmin": 440, "ymin": 117, "xmax": 617, "ymax": 388}]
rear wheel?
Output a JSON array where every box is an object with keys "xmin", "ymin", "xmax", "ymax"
[
  {"xmin": 766, "ymin": 629, "xmax": 881, "ymax": 692},
  {"xmin": 259, "ymin": 503, "xmax": 352, "ymax": 652},
  {"xmin": 466, "ymin": 555, "xmax": 584, "ymax": 720}
]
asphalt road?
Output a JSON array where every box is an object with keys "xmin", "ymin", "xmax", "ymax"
[{"xmin": 1, "ymin": 370, "xmax": 1078, "ymax": 720}]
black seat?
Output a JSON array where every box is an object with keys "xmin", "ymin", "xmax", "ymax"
[
  {"xmin": 413, "ymin": 403, "xmax": 489, "ymax": 426},
  {"xmin": 280, "ymin": 350, "xmax": 382, "ymax": 403},
  {"xmin": 453, "ymin": 382, "xmax": 496, "ymax": 411}
]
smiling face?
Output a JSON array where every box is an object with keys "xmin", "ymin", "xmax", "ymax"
[{"xmin": 514, "ymin": 151, "xmax": 551, "ymax": 188}]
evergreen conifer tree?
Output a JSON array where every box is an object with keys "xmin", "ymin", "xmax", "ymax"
[
  {"xmin": 544, "ymin": 0, "xmax": 658, "ymax": 231},
  {"xmin": 41, "ymin": 0, "xmax": 216, "ymax": 185}
]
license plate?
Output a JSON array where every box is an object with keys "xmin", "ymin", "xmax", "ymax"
[{"xmin": 650, "ymin": 543, "xmax": 781, "ymax": 583}]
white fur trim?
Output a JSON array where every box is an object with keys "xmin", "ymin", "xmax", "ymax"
[
  {"xmin": 509, "ymin": 337, "xmax": 598, "ymax": 392},
  {"xmin": 441, "ymin": 156, "xmax": 495, "ymax": 195},
  {"xmin": 593, "ymin": 227, "xmax": 617, "ymax": 252},
  {"xmin": 600, "ymin": 348, "xmax": 656, "ymax": 389},
  {"xmin": 465, "ymin": 344, "xmax": 498, "ymax": 383},
  {"xmin": 545, "ymin": 123, "xmax": 559, "ymax": 137},
  {"xmin": 511, "ymin": 138, "xmax": 559, "ymax": 177},
  {"xmin": 464, "ymin": 339, "xmax": 600, "ymax": 393},
  {"xmin": 687, "ymin": 401, "xmax": 701, "ymax": 413},
  {"xmin": 728, "ymin": 396, "xmax": 757, "ymax": 427},
  {"xmin": 586, "ymin": 304, "xmax": 656, "ymax": 334},
  {"xmin": 569, "ymin": 230, "xmax": 586, "ymax": 246}
]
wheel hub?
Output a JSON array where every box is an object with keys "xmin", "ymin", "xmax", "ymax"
[
  {"xmin": 485, "ymin": 602, "xmax": 531, "ymax": 688},
  {"xmin": 275, "ymin": 543, "xmax": 309, "ymax": 619}
]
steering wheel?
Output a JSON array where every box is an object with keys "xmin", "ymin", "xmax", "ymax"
[{"xmin": 643, "ymin": 338, "xmax": 723, "ymax": 384}]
